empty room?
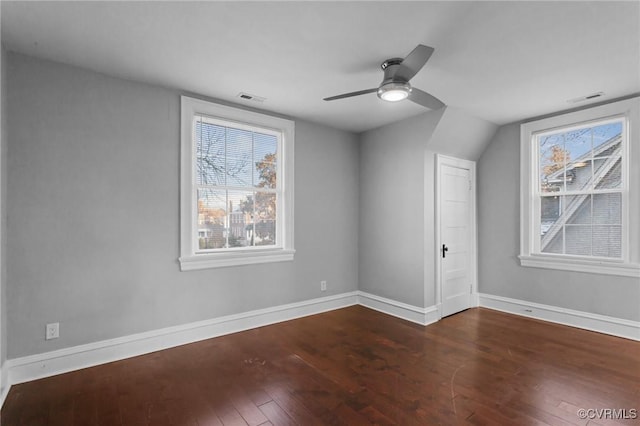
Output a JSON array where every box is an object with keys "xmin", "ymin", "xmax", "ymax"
[{"xmin": 0, "ymin": 1, "xmax": 638, "ymax": 425}]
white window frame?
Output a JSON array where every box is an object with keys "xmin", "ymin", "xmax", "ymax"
[
  {"xmin": 519, "ymin": 97, "xmax": 640, "ymax": 277},
  {"xmin": 179, "ymin": 96, "xmax": 294, "ymax": 271}
]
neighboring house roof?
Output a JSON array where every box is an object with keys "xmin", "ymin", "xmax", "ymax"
[{"xmin": 546, "ymin": 135, "xmax": 621, "ymax": 180}]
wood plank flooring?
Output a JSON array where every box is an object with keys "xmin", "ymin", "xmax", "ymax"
[{"xmin": 1, "ymin": 306, "xmax": 639, "ymax": 425}]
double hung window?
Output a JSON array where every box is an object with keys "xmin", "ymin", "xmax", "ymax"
[
  {"xmin": 180, "ymin": 97, "xmax": 294, "ymax": 270},
  {"xmin": 520, "ymin": 97, "xmax": 639, "ymax": 277}
]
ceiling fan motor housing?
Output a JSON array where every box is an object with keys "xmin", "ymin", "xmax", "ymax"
[
  {"xmin": 380, "ymin": 58, "xmax": 407, "ymax": 84},
  {"xmin": 378, "ymin": 58, "xmax": 412, "ymax": 101}
]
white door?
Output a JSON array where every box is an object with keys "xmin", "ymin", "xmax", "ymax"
[{"xmin": 437, "ymin": 155, "xmax": 475, "ymax": 318}]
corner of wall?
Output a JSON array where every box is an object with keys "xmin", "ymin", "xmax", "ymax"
[
  {"xmin": 427, "ymin": 106, "xmax": 498, "ymax": 161},
  {"xmin": 358, "ymin": 108, "xmax": 446, "ymax": 307}
]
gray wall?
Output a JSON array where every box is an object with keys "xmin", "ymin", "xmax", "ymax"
[
  {"xmin": 6, "ymin": 53, "xmax": 359, "ymax": 359},
  {"xmin": 358, "ymin": 106, "xmax": 496, "ymax": 309},
  {"xmin": 358, "ymin": 110, "xmax": 443, "ymax": 307},
  {"xmin": 478, "ymin": 123, "xmax": 640, "ymax": 321}
]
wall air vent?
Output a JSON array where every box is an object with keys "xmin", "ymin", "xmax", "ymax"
[
  {"xmin": 567, "ymin": 92, "xmax": 604, "ymax": 104},
  {"xmin": 237, "ymin": 92, "xmax": 266, "ymax": 103}
]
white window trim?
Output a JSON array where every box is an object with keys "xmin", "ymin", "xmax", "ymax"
[
  {"xmin": 179, "ymin": 96, "xmax": 295, "ymax": 271},
  {"xmin": 519, "ymin": 97, "xmax": 640, "ymax": 278}
]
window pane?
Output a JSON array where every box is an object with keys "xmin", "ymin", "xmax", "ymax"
[
  {"xmin": 197, "ymin": 155, "xmax": 225, "ymax": 186},
  {"xmin": 592, "ymin": 121, "xmax": 623, "ymax": 154},
  {"xmin": 539, "ymin": 133, "xmax": 566, "ymax": 193},
  {"xmin": 596, "ymin": 159, "xmax": 621, "ymax": 189},
  {"xmin": 254, "ymin": 159, "xmax": 277, "ymax": 189},
  {"xmin": 592, "ymin": 225, "xmax": 622, "ymax": 258},
  {"xmin": 197, "ymin": 120, "xmax": 225, "ymax": 157},
  {"xmin": 227, "ymin": 191, "xmax": 254, "ymax": 247},
  {"xmin": 254, "ymin": 133, "xmax": 277, "ymax": 162},
  {"xmin": 540, "ymin": 196, "xmax": 560, "ymax": 237},
  {"xmin": 591, "ymin": 122, "xmax": 623, "ymax": 189},
  {"xmin": 566, "ymin": 159, "xmax": 592, "ymax": 191},
  {"xmin": 197, "ymin": 189, "xmax": 226, "ymax": 249},
  {"xmin": 567, "ymin": 195, "xmax": 591, "ymax": 224},
  {"xmin": 196, "ymin": 121, "xmax": 226, "ymax": 186},
  {"xmin": 225, "ymin": 128, "xmax": 253, "ymax": 187},
  {"xmin": 254, "ymin": 133, "xmax": 277, "ymax": 189},
  {"xmin": 226, "ymin": 128, "xmax": 253, "ymax": 158},
  {"xmin": 593, "ymin": 156, "xmax": 621, "ymax": 189},
  {"xmin": 226, "ymin": 155, "xmax": 252, "ymax": 187},
  {"xmin": 592, "ymin": 193, "xmax": 621, "ymax": 224},
  {"xmin": 565, "ymin": 225, "xmax": 592, "ymax": 256},
  {"xmin": 564, "ymin": 128, "xmax": 592, "ymax": 191},
  {"xmin": 254, "ymin": 193, "xmax": 276, "ymax": 246},
  {"xmin": 542, "ymin": 231, "xmax": 563, "ymax": 254}
]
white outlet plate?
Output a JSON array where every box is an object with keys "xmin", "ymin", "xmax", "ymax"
[
  {"xmin": 320, "ymin": 280, "xmax": 327, "ymax": 291},
  {"xmin": 46, "ymin": 322, "xmax": 59, "ymax": 340}
]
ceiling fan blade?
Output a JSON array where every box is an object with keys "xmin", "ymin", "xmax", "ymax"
[
  {"xmin": 323, "ymin": 88, "xmax": 378, "ymax": 101},
  {"xmin": 393, "ymin": 44, "xmax": 434, "ymax": 82},
  {"xmin": 408, "ymin": 88, "xmax": 445, "ymax": 110}
]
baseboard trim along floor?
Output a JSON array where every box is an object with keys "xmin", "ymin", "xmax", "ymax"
[
  {"xmin": 2, "ymin": 290, "xmax": 637, "ymax": 409},
  {"xmin": 478, "ymin": 293, "xmax": 640, "ymax": 341}
]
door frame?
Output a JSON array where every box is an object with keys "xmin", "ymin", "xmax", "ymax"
[{"xmin": 435, "ymin": 154, "xmax": 479, "ymax": 319}]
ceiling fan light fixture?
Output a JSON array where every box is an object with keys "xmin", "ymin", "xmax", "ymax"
[
  {"xmin": 377, "ymin": 82, "xmax": 411, "ymax": 102},
  {"xmin": 324, "ymin": 44, "xmax": 444, "ymax": 109}
]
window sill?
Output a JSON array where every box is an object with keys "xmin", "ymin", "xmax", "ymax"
[
  {"xmin": 180, "ymin": 249, "xmax": 295, "ymax": 271},
  {"xmin": 518, "ymin": 255, "xmax": 640, "ymax": 278}
]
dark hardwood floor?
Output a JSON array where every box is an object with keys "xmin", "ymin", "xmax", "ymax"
[{"xmin": 2, "ymin": 306, "xmax": 639, "ymax": 425}]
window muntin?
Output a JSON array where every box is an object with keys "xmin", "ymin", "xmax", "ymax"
[{"xmin": 535, "ymin": 118, "xmax": 624, "ymax": 259}]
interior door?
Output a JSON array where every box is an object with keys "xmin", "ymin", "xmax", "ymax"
[{"xmin": 438, "ymin": 157, "xmax": 474, "ymax": 318}]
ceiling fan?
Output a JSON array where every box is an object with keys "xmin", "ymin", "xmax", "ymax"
[{"xmin": 323, "ymin": 44, "xmax": 445, "ymax": 110}]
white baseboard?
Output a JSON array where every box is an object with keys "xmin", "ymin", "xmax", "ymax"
[
  {"xmin": 8, "ymin": 290, "xmax": 633, "ymax": 410},
  {"xmin": 6, "ymin": 292, "xmax": 359, "ymax": 386},
  {"xmin": 357, "ymin": 291, "xmax": 439, "ymax": 326},
  {"xmin": 3, "ymin": 290, "xmax": 441, "ymax": 396},
  {"xmin": 478, "ymin": 293, "xmax": 640, "ymax": 341}
]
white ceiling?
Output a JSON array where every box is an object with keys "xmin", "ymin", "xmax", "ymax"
[{"xmin": 2, "ymin": 1, "xmax": 639, "ymax": 133}]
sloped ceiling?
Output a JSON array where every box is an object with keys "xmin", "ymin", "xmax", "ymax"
[
  {"xmin": 427, "ymin": 107, "xmax": 499, "ymax": 161},
  {"xmin": 2, "ymin": 1, "xmax": 639, "ymax": 133}
]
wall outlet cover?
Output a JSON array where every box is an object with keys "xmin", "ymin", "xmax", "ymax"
[{"xmin": 46, "ymin": 323, "xmax": 59, "ymax": 340}]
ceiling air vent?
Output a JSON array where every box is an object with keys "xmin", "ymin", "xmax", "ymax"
[
  {"xmin": 567, "ymin": 92, "xmax": 604, "ymax": 104},
  {"xmin": 237, "ymin": 92, "xmax": 266, "ymax": 103}
]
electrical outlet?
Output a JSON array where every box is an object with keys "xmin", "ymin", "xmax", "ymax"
[
  {"xmin": 320, "ymin": 280, "xmax": 327, "ymax": 291},
  {"xmin": 46, "ymin": 322, "xmax": 59, "ymax": 340}
]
